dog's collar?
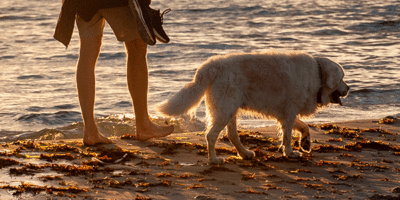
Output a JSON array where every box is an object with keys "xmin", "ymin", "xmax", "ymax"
[{"xmin": 317, "ymin": 60, "xmax": 323, "ymax": 104}]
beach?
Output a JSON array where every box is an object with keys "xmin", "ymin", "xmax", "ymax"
[
  {"xmin": 1, "ymin": 117, "xmax": 400, "ymax": 199},
  {"xmin": 1, "ymin": 0, "xmax": 400, "ymax": 199},
  {"xmin": 1, "ymin": 0, "xmax": 400, "ymax": 135}
]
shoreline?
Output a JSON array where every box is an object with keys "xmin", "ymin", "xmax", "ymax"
[{"xmin": 1, "ymin": 118, "xmax": 400, "ymax": 199}]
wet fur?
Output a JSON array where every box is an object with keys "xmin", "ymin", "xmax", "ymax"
[{"xmin": 158, "ymin": 50, "xmax": 349, "ymax": 165}]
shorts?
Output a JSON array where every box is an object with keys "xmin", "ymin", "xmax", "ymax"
[{"xmin": 76, "ymin": 6, "xmax": 140, "ymax": 42}]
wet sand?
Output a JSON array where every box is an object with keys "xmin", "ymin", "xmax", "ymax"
[{"xmin": 1, "ymin": 118, "xmax": 400, "ymax": 199}]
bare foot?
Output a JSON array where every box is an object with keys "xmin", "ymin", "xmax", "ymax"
[
  {"xmin": 135, "ymin": 123, "xmax": 174, "ymax": 141},
  {"xmin": 83, "ymin": 131, "xmax": 112, "ymax": 146}
]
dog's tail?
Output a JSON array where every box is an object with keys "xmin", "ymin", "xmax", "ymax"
[{"xmin": 157, "ymin": 60, "xmax": 218, "ymax": 116}]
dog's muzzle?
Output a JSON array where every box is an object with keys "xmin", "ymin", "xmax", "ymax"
[
  {"xmin": 330, "ymin": 86, "xmax": 349, "ymax": 106},
  {"xmin": 330, "ymin": 90, "xmax": 343, "ymax": 105}
]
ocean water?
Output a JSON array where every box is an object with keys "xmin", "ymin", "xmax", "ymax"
[{"xmin": 1, "ymin": 0, "xmax": 400, "ymax": 141}]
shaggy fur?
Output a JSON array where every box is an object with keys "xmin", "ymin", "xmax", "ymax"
[{"xmin": 158, "ymin": 50, "xmax": 349, "ymax": 165}]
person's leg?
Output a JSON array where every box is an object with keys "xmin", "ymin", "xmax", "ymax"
[
  {"xmin": 125, "ymin": 39, "xmax": 174, "ymax": 141},
  {"xmin": 75, "ymin": 12, "xmax": 112, "ymax": 145},
  {"xmin": 76, "ymin": 35, "xmax": 111, "ymax": 145}
]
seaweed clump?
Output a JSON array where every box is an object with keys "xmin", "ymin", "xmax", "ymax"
[
  {"xmin": 344, "ymin": 140, "xmax": 398, "ymax": 152},
  {"xmin": 0, "ymin": 157, "xmax": 21, "ymax": 169},
  {"xmin": 0, "ymin": 182, "xmax": 87, "ymax": 196}
]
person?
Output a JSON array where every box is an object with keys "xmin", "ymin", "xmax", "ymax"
[{"xmin": 54, "ymin": 0, "xmax": 174, "ymax": 145}]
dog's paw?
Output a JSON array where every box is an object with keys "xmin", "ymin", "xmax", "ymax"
[
  {"xmin": 239, "ymin": 150, "xmax": 255, "ymax": 160},
  {"xmin": 300, "ymin": 137, "xmax": 312, "ymax": 153},
  {"xmin": 208, "ymin": 157, "xmax": 224, "ymax": 165},
  {"xmin": 284, "ymin": 150, "xmax": 302, "ymax": 158}
]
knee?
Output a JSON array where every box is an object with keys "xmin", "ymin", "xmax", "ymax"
[
  {"xmin": 80, "ymin": 36, "xmax": 102, "ymax": 48},
  {"xmin": 79, "ymin": 36, "xmax": 103, "ymax": 58},
  {"xmin": 125, "ymin": 39, "xmax": 147, "ymax": 56}
]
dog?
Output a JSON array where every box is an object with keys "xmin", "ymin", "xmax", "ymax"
[{"xmin": 158, "ymin": 50, "xmax": 349, "ymax": 165}]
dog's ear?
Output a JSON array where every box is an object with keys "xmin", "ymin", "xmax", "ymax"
[{"xmin": 315, "ymin": 57, "xmax": 345, "ymax": 89}]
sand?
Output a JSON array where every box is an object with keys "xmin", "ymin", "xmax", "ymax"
[{"xmin": 1, "ymin": 118, "xmax": 400, "ymax": 200}]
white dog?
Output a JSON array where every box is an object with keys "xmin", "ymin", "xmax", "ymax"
[{"xmin": 158, "ymin": 50, "xmax": 349, "ymax": 165}]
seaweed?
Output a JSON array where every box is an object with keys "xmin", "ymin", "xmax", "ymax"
[
  {"xmin": 89, "ymin": 177, "xmax": 110, "ymax": 185},
  {"xmin": 137, "ymin": 180, "xmax": 171, "ymax": 187},
  {"xmin": 121, "ymin": 134, "xmax": 136, "ymax": 140},
  {"xmin": 38, "ymin": 143, "xmax": 80, "ymax": 153},
  {"xmin": 155, "ymin": 173, "xmax": 173, "ymax": 178},
  {"xmin": 149, "ymin": 141, "xmax": 207, "ymax": 150},
  {"xmin": 176, "ymin": 173, "xmax": 201, "ymax": 179},
  {"xmin": 289, "ymin": 169, "xmax": 313, "ymax": 174},
  {"xmin": 220, "ymin": 131, "xmax": 276, "ymax": 146},
  {"xmin": 318, "ymin": 124, "xmax": 340, "ymax": 130},
  {"xmin": 0, "ymin": 182, "xmax": 87, "ymax": 196},
  {"xmin": 241, "ymin": 173, "xmax": 256, "ymax": 181},
  {"xmin": 263, "ymin": 174, "xmax": 281, "ymax": 179},
  {"xmin": 338, "ymin": 153, "xmax": 355, "ymax": 158},
  {"xmin": 199, "ymin": 166, "xmax": 236, "ymax": 175},
  {"xmin": 0, "ymin": 157, "xmax": 21, "ymax": 169},
  {"xmin": 361, "ymin": 128, "xmax": 396, "ymax": 135},
  {"xmin": 264, "ymin": 185, "xmax": 280, "ymax": 190},
  {"xmin": 135, "ymin": 195, "xmax": 152, "ymax": 200},
  {"xmin": 9, "ymin": 163, "xmax": 44, "ymax": 175},
  {"xmin": 379, "ymin": 117, "xmax": 395, "ymax": 124},
  {"xmin": 39, "ymin": 153, "xmax": 75, "ymax": 162},
  {"xmin": 332, "ymin": 174, "xmax": 363, "ymax": 181},
  {"xmin": 381, "ymin": 158, "xmax": 393, "ymax": 163},
  {"xmin": 265, "ymin": 155, "xmax": 313, "ymax": 164},
  {"xmin": 325, "ymin": 127, "xmax": 362, "ymax": 139},
  {"xmin": 160, "ymin": 143, "xmax": 179, "ymax": 155},
  {"xmin": 12, "ymin": 141, "xmax": 80, "ymax": 153},
  {"xmin": 313, "ymin": 144, "xmax": 345, "ymax": 153},
  {"xmin": 107, "ymin": 179, "xmax": 133, "ymax": 188},
  {"xmin": 344, "ymin": 140, "xmax": 395, "ymax": 151},
  {"xmin": 328, "ymin": 169, "xmax": 346, "ymax": 174},
  {"xmin": 13, "ymin": 140, "xmax": 37, "ymax": 149},
  {"xmin": 235, "ymin": 188, "xmax": 268, "ymax": 195},
  {"xmin": 349, "ymin": 161, "xmax": 389, "ymax": 171},
  {"xmin": 96, "ymin": 148, "xmax": 138, "ymax": 163},
  {"xmin": 149, "ymin": 141, "xmax": 208, "ymax": 156},
  {"xmin": 323, "ymin": 181, "xmax": 353, "ymax": 187},
  {"xmin": 296, "ymin": 178, "xmax": 311, "ymax": 181},
  {"xmin": 38, "ymin": 175, "xmax": 63, "ymax": 182},
  {"xmin": 186, "ymin": 183, "xmax": 205, "ymax": 189},
  {"xmin": 326, "ymin": 137, "xmax": 343, "ymax": 142},
  {"xmin": 304, "ymin": 183, "xmax": 323, "ymax": 189},
  {"xmin": 315, "ymin": 160, "xmax": 342, "ymax": 167}
]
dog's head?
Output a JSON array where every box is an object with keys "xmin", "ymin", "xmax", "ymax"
[{"xmin": 315, "ymin": 57, "xmax": 349, "ymax": 106}]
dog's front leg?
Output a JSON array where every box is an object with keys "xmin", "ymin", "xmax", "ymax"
[{"xmin": 280, "ymin": 118, "xmax": 302, "ymax": 158}]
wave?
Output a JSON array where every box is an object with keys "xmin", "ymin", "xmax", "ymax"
[
  {"xmin": 346, "ymin": 21, "xmax": 400, "ymax": 33},
  {"xmin": 17, "ymin": 75, "xmax": 45, "ymax": 80},
  {"xmin": 0, "ymin": 115, "xmax": 207, "ymax": 142},
  {"xmin": 16, "ymin": 111, "xmax": 81, "ymax": 126}
]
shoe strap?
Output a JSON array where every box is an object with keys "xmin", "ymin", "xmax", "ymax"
[{"xmin": 160, "ymin": 8, "xmax": 171, "ymax": 23}]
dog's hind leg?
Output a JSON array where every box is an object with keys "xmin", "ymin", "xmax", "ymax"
[
  {"xmin": 293, "ymin": 118, "xmax": 311, "ymax": 153},
  {"xmin": 280, "ymin": 116, "xmax": 302, "ymax": 158},
  {"xmin": 227, "ymin": 116, "xmax": 255, "ymax": 160},
  {"xmin": 206, "ymin": 120, "xmax": 228, "ymax": 165}
]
